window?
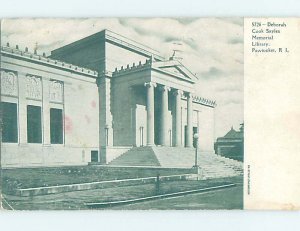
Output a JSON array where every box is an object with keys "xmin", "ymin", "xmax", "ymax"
[
  {"xmin": 27, "ymin": 105, "xmax": 42, "ymax": 143},
  {"xmin": 1, "ymin": 102, "xmax": 18, "ymax": 143},
  {"xmin": 50, "ymin": 108, "xmax": 63, "ymax": 144}
]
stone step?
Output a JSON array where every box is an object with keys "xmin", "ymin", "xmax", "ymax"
[
  {"xmin": 108, "ymin": 146, "xmax": 243, "ymax": 179},
  {"xmin": 109, "ymin": 147, "xmax": 160, "ymax": 166}
]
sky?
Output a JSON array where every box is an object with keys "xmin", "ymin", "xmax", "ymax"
[{"xmin": 1, "ymin": 18, "xmax": 244, "ymax": 138}]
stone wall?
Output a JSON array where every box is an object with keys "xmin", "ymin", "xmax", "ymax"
[
  {"xmin": 196, "ymin": 104, "xmax": 215, "ymax": 152},
  {"xmin": 1, "ymin": 51, "xmax": 99, "ymax": 168},
  {"xmin": 105, "ymin": 42, "xmax": 149, "ymax": 72},
  {"xmin": 50, "ymin": 37, "xmax": 106, "ymax": 72},
  {"xmin": 111, "ymin": 68, "xmax": 151, "ymax": 146}
]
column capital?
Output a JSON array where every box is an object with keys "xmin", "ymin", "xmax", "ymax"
[
  {"xmin": 144, "ymin": 82, "xmax": 157, "ymax": 88},
  {"xmin": 158, "ymin": 85, "xmax": 171, "ymax": 92},
  {"xmin": 173, "ymin": 89, "xmax": 184, "ymax": 96},
  {"xmin": 186, "ymin": 92, "xmax": 193, "ymax": 98}
]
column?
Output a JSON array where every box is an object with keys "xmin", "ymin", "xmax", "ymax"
[
  {"xmin": 97, "ymin": 74, "xmax": 113, "ymax": 164},
  {"xmin": 144, "ymin": 82, "xmax": 156, "ymax": 146},
  {"xmin": 97, "ymin": 74, "xmax": 113, "ymax": 147},
  {"xmin": 18, "ymin": 73, "xmax": 27, "ymax": 145},
  {"xmin": 159, "ymin": 85, "xmax": 170, "ymax": 146},
  {"xmin": 42, "ymin": 78, "xmax": 51, "ymax": 145},
  {"xmin": 186, "ymin": 92, "xmax": 193, "ymax": 147},
  {"xmin": 174, "ymin": 89, "xmax": 183, "ymax": 147}
]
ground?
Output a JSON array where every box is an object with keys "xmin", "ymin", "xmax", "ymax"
[
  {"xmin": 1, "ymin": 175, "xmax": 243, "ymax": 210},
  {"xmin": 111, "ymin": 184, "xmax": 243, "ymax": 210},
  {"xmin": 1, "ymin": 166, "xmax": 193, "ymax": 194}
]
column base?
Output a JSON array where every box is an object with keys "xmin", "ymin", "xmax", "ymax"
[{"xmin": 146, "ymin": 144, "xmax": 156, "ymax": 147}]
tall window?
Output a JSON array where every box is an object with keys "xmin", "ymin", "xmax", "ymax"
[
  {"xmin": 1, "ymin": 102, "xmax": 18, "ymax": 143},
  {"xmin": 50, "ymin": 108, "xmax": 63, "ymax": 144},
  {"xmin": 27, "ymin": 105, "xmax": 42, "ymax": 143}
]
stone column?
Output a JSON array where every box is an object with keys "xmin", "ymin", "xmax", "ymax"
[
  {"xmin": 186, "ymin": 92, "xmax": 193, "ymax": 147},
  {"xmin": 144, "ymin": 82, "xmax": 156, "ymax": 146},
  {"xmin": 19, "ymin": 73, "xmax": 27, "ymax": 145},
  {"xmin": 159, "ymin": 85, "xmax": 170, "ymax": 146},
  {"xmin": 18, "ymin": 73, "xmax": 27, "ymax": 145},
  {"xmin": 42, "ymin": 78, "xmax": 51, "ymax": 145},
  {"xmin": 97, "ymin": 73, "xmax": 113, "ymax": 164},
  {"xmin": 174, "ymin": 89, "xmax": 183, "ymax": 147}
]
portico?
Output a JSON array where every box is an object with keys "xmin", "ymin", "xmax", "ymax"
[
  {"xmin": 144, "ymin": 82, "xmax": 194, "ymax": 148},
  {"xmin": 110, "ymin": 58, "xmax": 203, "ymax": 149}
]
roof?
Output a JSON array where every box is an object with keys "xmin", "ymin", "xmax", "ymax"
[
  {"xmin": 1, "ymin": 44, "xmax": 98, "ymax": 78},
  {"xmin": 112, "ymin": 58, "xmax": 217, "ymax": 108},
  {"xmin": 113, "ymin": 58, "xmax": 198, "ymax": 83},
  {"xmin": 51, "ymin": 29, "xmax": 164, "ymax": 61},
  {"xmin": 152, "ymin": 59, "xmax": 198, "ymax": 83},
  {"xmin": 223, "ymin": 127, "xmax": 243, "ymax": 139}
]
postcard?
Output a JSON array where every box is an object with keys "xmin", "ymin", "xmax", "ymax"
[{"xmin": 0, "ymin": 18, "xmax": 299, "ymax": 210}]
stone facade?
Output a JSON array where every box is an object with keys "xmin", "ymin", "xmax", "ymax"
[
  {"xmin": 1, "ymin": 45, "xmax": 99, "ymax": 167},
  {"xmin": 1, "ymin": 29, "xmax": 216, "ymax": 168}
]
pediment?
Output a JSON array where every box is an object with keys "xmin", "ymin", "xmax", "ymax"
[
  {"xmin": 152, "ymin": 60, "xmax": 198, "ymax": 83},
  {"xmin": 160, "ymin": 66, "xmax": 185, "ymax": 76}
]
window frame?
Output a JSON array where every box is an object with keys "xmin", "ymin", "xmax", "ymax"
[
  {"xmin": 1, "ymin": 102, "xmax": 18, "ymax": 143},
  {"xmin": 50, "ymin": 107, "xmax": 64, "ymax": 144},
  {"xmin": 27, "ymin": 104, "xmax": 42, "ymax": 144}
]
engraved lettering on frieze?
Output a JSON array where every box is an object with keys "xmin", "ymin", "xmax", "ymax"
[
  {"xmin": 50, "ymin": 80, "xmax": 63, "ymax": 103},
  {"xmin": 26, "ymin": 75, "xmax": 42, "ymax": 100},
  {"xmin": 1, "ymin": 71, "xmax": 18, "ymax": 96}
]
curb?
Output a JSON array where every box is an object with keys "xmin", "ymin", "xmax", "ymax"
[
  {"xmin": 85, "ymin": 183, "xmax": 236, "ymax": 208},
  {"xmin": 15, "ymin": 173, "xmax": 198, "ymax": 197}
]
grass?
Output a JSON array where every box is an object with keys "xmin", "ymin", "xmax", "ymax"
[
  {"xmin": 2, "ymin": 176, "xmax": 243, "ymax": 210},
  {"xmin": 113, "ymin": 184, "xmax": 243, "ymax": 210},
  {"xmin": 1, "ymin": 166, "xmax": 243, "ymax": 210},
  {"xmin": 1, "ymin": 165, "xmax": 194, "ymax": 194}
]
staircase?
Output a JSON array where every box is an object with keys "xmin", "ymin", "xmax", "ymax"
[
  {"xmin": 151, "ymin": 147, "xmax": 195, "ymax": 168},
  {"xmin": 198, "ymin": 152, "xmax": 243, "ymax": 178},
  {"xmin": 109, "ymin": 146, "xmax": 160, "ymax": 166},
  {"xmin": 152, "ymin": 147, "xmax": 243, "ymax": 178},
  {"xmin": 108, "ymin": 146, "xmax": 243, "ymax": 179}
]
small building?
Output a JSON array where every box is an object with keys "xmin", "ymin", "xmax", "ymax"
[{"xmin": 214, "ymin": 124, "xmax": 244, "ymax": 161}]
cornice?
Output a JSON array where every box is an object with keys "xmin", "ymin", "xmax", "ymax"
[{"xmin": 1, "ymin": 45, "xmax": 98, "ymax": 78}]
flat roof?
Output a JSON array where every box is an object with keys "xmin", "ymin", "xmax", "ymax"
[
  {"xmin": 51, "ymin": 29, "xmax": 165, "ymax": 61},
  {"xmin": 1, "ymin": 45, "xmax": 98, "ymax": 78}
]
